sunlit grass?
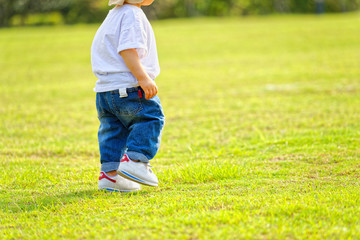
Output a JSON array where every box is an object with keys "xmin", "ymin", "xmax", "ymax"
[{"xmin": 0, "ymin": 14, "xmax": 360, "ymax": 239}]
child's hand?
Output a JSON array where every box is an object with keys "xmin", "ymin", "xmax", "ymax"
[
  {"xmin": 139, "ymin": 78, "xmax": 158, "ymax": 99},
  {"xmin": 119, "ymin": 49, "xmax": 158, "ymax": 100}
]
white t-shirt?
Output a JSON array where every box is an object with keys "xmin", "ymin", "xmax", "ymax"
[{"xmin": 91, "ymin": 4, "xmax": 160, "ymax": 92}]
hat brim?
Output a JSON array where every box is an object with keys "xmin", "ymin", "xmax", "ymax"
[{"xmin": 109, "ymin": 0, "xmax": 144, "ymax": 6}]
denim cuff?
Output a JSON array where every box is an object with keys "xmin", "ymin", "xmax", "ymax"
[
  {"xmin": 101, "ymin": 162, "xmax": 120, "ymax": 172},
  {"xmin": 127, "ymin": 151, "xmax": 149, "ymax": 163}
]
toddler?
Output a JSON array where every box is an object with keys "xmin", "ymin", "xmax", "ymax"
[{"xmin": 91, "ymin": 0, "xmax": 165, "ymax": 192}]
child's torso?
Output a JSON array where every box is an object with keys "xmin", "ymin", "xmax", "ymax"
[{"xmin": 91, "ymin": 5, "xmax": 160, "ymax": 93}]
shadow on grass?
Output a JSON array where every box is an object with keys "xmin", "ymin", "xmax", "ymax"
[{"xmin": 3, "ymin": 188, "xmax": 152, "ymax": 213}]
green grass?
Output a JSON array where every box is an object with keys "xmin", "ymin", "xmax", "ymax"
[{"xmin": 1, "ymin": 13, "xmax": 360, "ymax": 239}]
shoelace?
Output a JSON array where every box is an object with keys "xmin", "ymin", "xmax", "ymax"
[
  {"xmin": 144, "ymin": 163, "xmax": 153, "ymax": 173},
  {"xmin": 131, "ymin": 161, "xmax": 154, "ymax": 173}
]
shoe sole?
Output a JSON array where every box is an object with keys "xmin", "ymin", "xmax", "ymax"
[
  {"xmin": 118, "ymin": 170, "xmax": 158, "ymax": 187},
  {"xmin": 99, "ymin": 187, "xmax": 140, "ymax": 193}
]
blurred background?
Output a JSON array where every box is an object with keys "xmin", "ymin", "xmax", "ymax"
[{"xmin": 0, "ymin": 0, "xmax": 359, "ymax": 27}]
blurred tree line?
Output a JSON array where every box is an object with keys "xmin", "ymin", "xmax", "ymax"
[
  {"xmin": 0, "ymin": 0, "xmax": 106, "ymax": 26},
  {"xmin": 0, "ymin": 0, "xmax": 359, "ymax": 27}
]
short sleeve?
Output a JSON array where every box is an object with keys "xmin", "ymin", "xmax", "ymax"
[{"xmin": 117, "ymin": 11, "xmax": 148, "ymax": 58}]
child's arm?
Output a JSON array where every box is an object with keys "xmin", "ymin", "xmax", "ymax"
[{"xmin": 120, "ymin": 49, "xmax": 158, "ymax": 100}]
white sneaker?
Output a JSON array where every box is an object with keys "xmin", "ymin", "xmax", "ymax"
[
  {"xmin": 118, "ymin": 155, "xmax": 159, "ymax": 187},
  {"xmin": 98, "ymin": 171, "xmax": 141, "ymax": 192}
]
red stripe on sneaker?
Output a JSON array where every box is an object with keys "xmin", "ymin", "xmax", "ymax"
[
  {"xmin": 99, "ymin": 172, "xmax": 116, "ymax": 183},
  {"xmin": 121, "ymin": 155, "xmax": 130, "ymax": 163}
]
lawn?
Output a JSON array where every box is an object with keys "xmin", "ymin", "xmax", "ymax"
[{"xmin": 0, "ymin": 13, "xmax": 359, "ymax": 239}]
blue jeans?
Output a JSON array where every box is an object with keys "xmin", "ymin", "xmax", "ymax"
[{"xmin": 96, "ymin": 87, "xmax": 165, "ymax": 173}]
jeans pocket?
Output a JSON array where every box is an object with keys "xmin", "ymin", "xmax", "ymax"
[{"xmin": 111, "ymin": 92, "xmax": 143, "ymax": 116}]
